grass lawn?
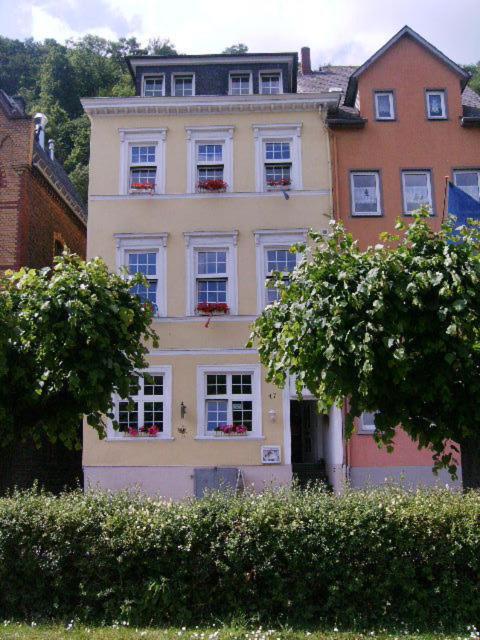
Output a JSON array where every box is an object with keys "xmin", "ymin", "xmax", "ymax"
[{"xmin": 0, "ymin": 626, "xmax": 477, "ymax": 640}]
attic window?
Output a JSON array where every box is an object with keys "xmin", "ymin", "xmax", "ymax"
[
  {"xmin": 426, "ymin": 90, "xmax": 447, "ymax": 119},
  {"xmin": 260, "ymin": 72, "xmax": 282, "ymax": 95},
  {"xmin": 143, "ymin": 75, "xmax": 164, "ymax": 97},
  {"xmin": 173, "ymin": 74, "xmax": 194, "ymax": 97}
]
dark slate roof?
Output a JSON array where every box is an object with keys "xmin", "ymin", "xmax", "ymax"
[
  {"xmin": 0, "ymin": 89, "xmax": 29, "ymax": 119},
  {"xmin": 32, "ymin": 141, "xmax": 87, "ymax": 223}
]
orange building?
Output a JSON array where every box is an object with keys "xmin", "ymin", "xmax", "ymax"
[{"xmin": 298, "ymin": 26, "xmax": 480, "ymax": 487}]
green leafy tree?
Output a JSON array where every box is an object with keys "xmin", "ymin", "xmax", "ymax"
[
  {"xmin": 222, "ymin": 43, "xmax": 249, "ymax": 54},
  {"xmin": 0, "ymin": 254, "xmax": 158, "ymax": 448},
  {"xmin": 250, "ymin": 211, "xmax": 480, "ymax": 489},
  {"xmin": 68, "ymin": 163, "xmax": 89, "ymax": 203},
  {"xmin": 146, "ymin": 38, "xmax": 178, "ymax": 56},
  {"xmin": 39, "ymin": 43, "xmax": 80, "ymax": 117}
]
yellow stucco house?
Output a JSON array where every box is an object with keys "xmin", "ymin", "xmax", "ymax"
[{"xmin": 81, "ymin": 51, "xmax": 345, "ymax": 498}]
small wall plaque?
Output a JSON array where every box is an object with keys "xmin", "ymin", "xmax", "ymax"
[{"xmin": 261, "ymin": 445, "xmax": 281, "ymax": 465}]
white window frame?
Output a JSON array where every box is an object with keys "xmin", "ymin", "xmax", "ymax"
[
  {"xmin": 184, "ymin": 231, "xmax": 238, "ymax": 316},
  {"xmin": 196, "ymin": 364, "xmax": 262, "ymax": 439},
  {"xmin": 141, "ymin": 74, "xmax": 165, "ymax": 97},
  {"xmin": 185, "ymin": 126, "xmax": 234, "ymax": 194},
  {"xmin": 228, "ymin": 72, "xmax": 253, "ymax": 95},
  {"xmin": 253, "ymin": 124, "xmax": 302, "ymax": 192},
  {"xmin": 401, "ymin": 170, "xmax": 433, "ymax": 215},
  {"xmin": 172, "ymin": 72, "xmax": 195, "ymax": 97},
  {"xmin": 115, "ymin": 233, "xmax": 168, "ymax": 317},
  {"xmin": 350, "ymin": 171, "xmax": 382, "ymax": 216},
  {"xmin": 119, "ymin": 128, "xmax": 167, "ymax": 195},
  {"xmin": 374, "ymin": 91, "xmax": 395, "ymax": 120},
  {"xmin": 454, "ymin": 170, "xmax": 480, "ymax": 202},
  {"xmin": 358, "ymin": 411, "xmax": 376, "ymax": 434},
  {"xmin": 426, "ymin": 90, "xmax": 447, "ymax": 119},
  {"xmin": 254, "ymin": 229, "xmax": 307, "ymax": 313},
  {"xmin": 259, "ymin": 70, "xmax": 283, "ymax": 95},
  {"xmin": 108, "ymin": 365, "xmax": 173, "ymax": 440}
]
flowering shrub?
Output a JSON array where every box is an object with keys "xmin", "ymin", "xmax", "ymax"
[
  {"xmin": 197, "ymin": 180, "xmax": 227, "ymax": 192},
  {"xmin": 215, "ymin": 424, "xmax": 248, "ymax": 435},
  {"xmin": 0, "ymin": 487, "xmax": 479, "ymax": 628}
]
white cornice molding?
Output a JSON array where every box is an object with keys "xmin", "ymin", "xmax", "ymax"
[
  {"xmin": 183, "ymin": 230, "xmax": 239, "ymax": 247},
  {"xmin": 81, "ymin": 93, "xmax": 340, "ymax": 117}
]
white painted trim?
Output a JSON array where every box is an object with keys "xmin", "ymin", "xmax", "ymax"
[
  {"xmin": 171, "ymin": 72, "xmax": 195, "ymax": 97},
  {"xmin": 118, "ymin": 128, "xmax": 167, "ymax": 195},
  {"xmin": 108, "ymin": 365, "xmax": 173, "ymax": 440},
  {"xmin": 253, "ymin": 229, "xmax": 307, "ymax": 313},
  {"xmin": 374, "ymin": 91, "xmax": 395, "ymax": 120},
  {"xmin": 259, "ymin": 69, "xmax": 284, "ymax": 94},
  {"xmin": 253, "ymin": 123, "xmax": 302, "ymax": 192},
  {"xmin": 115, "ymin": 233, "xmax": 168, "ymax": 317},
  {"xmin": 153, "ymin": 315, "xmax": 256, "ymax": 324},
  {"xmin": 90, "ymin": 189, "xmax": 330, "ymax": 201},
  {"xmin": 149, "ymin": 348, "xmax": 258, "ymax": 356},
  {"xmin": 350, "ymin": 171, "xmax": 382, "ymax": 216},
  {"xmin": 141, "ymin": 73, "xmax": 165, "ymax": 97},
  {"xmin": 196, "ymin": 364, "xmax": 262, "ymax": 438},
  {"xmin": 228, "ymin": 71, "xmax": 253, "ymax": 96},
  {"xmin": 185, "ymin": 126, "xmax": 234, "ymax": 194},
  {"xmin": 425, "ymin": 90, "xmax": 447, "ymax": 119},
  {"xmin": 184, "ymin": 231, "xmax": 238, "ymax": 316}
]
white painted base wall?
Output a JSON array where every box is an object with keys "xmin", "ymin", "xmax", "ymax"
[{"xmin": 84, "ymin": 465, "xmax": 292, "ymax": 500}]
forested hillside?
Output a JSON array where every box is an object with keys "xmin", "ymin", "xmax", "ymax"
[{"xmin": 1, "ymin": 34, "xmax": 478, "ymax": 206}]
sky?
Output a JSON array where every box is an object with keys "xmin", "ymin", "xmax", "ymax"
[{"xmin": 1, "ymin": 0, "xmax": 480, "ymax": 67}]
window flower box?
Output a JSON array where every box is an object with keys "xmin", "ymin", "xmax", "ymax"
[
  {"xmin": 130, "ymin": 182, "xmax": 155, "ymax": 194},
  {"xmin": 266, "ymin": 178, "xmax": 291, "ymax": 191},
  {"xmin": 214, "ymin": 424, "xmax": 248, "ymax": 437},
  {"xmin": 197, "ymin": 179, "xmax": 227, "ymax": 193},
  {"xmin": 197, "ymin": 302, "xmax": 229, "ymax": 316},
  {"xmin": 127, "ymin": 425, "xmax": 161, "ymax": 438}
]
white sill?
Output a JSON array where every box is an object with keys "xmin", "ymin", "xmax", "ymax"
[
  {"xmin": 195, "ymin": 435, "xmax": 265, "ymax": 441},
  {"xmin": 106, "ymin": 436, "xmax": 175, "ymax": 442}
]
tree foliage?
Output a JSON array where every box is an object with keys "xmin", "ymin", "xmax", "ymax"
[
  {"xmin": 0, "ymin": 254, "xmax": 158, "ymax": 448},
  {"xmin": 249, "ymin": 211, "xmax": 480, "ymax": 488},
  {"xmin": 222, "ymin": 43, "xmax": 249, "ymax": 54}
]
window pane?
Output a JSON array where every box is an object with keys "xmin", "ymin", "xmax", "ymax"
[
  {"xmin": 131, "ymin": 146, "xmax": 156, "ymax": 164},
  {"xmin": 143, "ymin": 401, "xmax": 163, "ymax": 429},
  {"xmin": 265, "ymin": 164, "xmax": 291, "ymax": 183},
  {"xmin": 144, "ymin": 375, "xmax": 163, "ymax": 396},
  {"xmin": 231, "ymin": 74, "xmax": 250, "ymax": 95},
  {"xmin": 198, "ymin": 144, "xmax": 223, "ymax": 162},
  {"xmin": 266, "ymin": 249, "xmax": 296, "ymax": 273},
  {"xmin": 197, "ymin": 280, "xmax": 227, "ymax": 303},
  {"xmin": 455, "ymin": 172, "xmax": 480, "ymax": 201},
  {"xmin": 265, "ymin": 142, "xmax": 290, "ymax": 160},
  {"xmin": 206, "ymin": 399, "xmax": 228, "ymax": 431},
  {"xmin": 232, "ymin": 374, "xmax": 252, "ymax": 395},
  {"xmin": 198, "ymin": 166, "xmax": 224, "ymax": 182},
  {"xmin": 128, "ymin": 252, "xmax": 157, "ymax": 276},
  {"xmin": 130, "ymin": 168, "xmax": 156, "ymax": 187},
  {"xmin": 119, "ymin": 401, "xmax": 138, "ymax": 430},
  {"xmin": 174, "ymin": 76, "xmax": 193, "ymax": 96},
  {"xmin": 403, "ymin": 173, "xmax": 430, "ymax": 213},
  {"xmin": 198, "ymin": 251, "xmax": 227, "ymax": 275},
  {"xmin": 266, "ymin": 287, "xmax": 280, "ymax": 304},
  {"xmin": 428, "ymin": 92, "xmax": 444, "ymax": 117},
  {"xmin": 261, "ymin": 74, "xmax": 280, "ymax": 94},
  {"xmin": 361, "ymin": 412, "xmax": 376, "ymax": 431},
  {"xmin": 144, "ymin": 78, "xmax": 163, "ymax": 97},
  {"xmin": 206, "ymin": 374, "xmax": 227, "ymax": 396},
  {"xmin": 376, "ymin": 94, "xmax": 392, "ymax": 118},
  {"xmin": 232, "ymin": 400, "xmax": 252, "ymax": 430},
  {"xmin": 352, "ymin": 173, "xmax": 379, "ymax": 213},
  {"xmin": 130, "ymin": 281, "xmax": 157, "ymax": 309}
]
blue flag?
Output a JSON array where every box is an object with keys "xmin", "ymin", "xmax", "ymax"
[{"xmin": 448, "ymin": 181, "xmax": 480, "ymax": 231}]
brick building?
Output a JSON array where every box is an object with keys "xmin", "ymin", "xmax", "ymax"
[{"xmin": 0, "ymin": 90, "xmax": 87, "ymax": 492}]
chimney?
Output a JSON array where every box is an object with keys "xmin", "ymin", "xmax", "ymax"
[
  {"xmin": 34, "ymin": 112, "xmax": 48, "ymax": 149},
  {"xmin": 301, "ymin": 46, "xmax": 311, "ymax": 75},
  {"xmin": 48, "ymin": 139, "xmax": 55, "ymax": 161}
]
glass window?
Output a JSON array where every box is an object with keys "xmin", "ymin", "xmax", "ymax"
[
  {"xmin": 128, "ymin": 252, "xmax": 158, "ymax": 310},
  {"xmin": 196, "ymin": 143, "xmax": 225, "ymax": 189},
  {"xmin": 402, "ymin": 171, "xmax": 432, "ymax": 214},
  {"xmin": 375, "ymin": 92, "xmax": 394, "ymax": 120},
  {"xmin": 143, "ymin": 76, "xmax": 163, "ymax": 97},
  {"xmin": 131, "ymin": 146, "xmax": 156, "ymax": 164},
  {"xmin": 195, "ymin": 250, "xmax": 228, "ymax": 307},
  {"xmin": 265, "ymin": 142, "xmax": 291, "ymax": 160},
  {"xmin": 204, "ymin": 372, "xmax": 253, "ymax": 433},
  {"xmin": 260, "ymin": 73, "xmax": 281, "ymax": 94},
  {"xmin": 116, "ymin": 374, "xmax": 164, "ymax": 436},
  {"xmin": 426, "ymin": 91, "xmax": 446, "ymax": 119},
  {"xmin": 359, "ymin": 412, "xmax": 376, "ymax": 433},
  {"xmin": 454, "ymin": 171, "xmax": 480, "ymax": 202},
  {"xmin": 174, "ymin": 75, "xmax": 194, "ymax": 96},
  {"xmin": 230, "ymin": 73, "xmax": 251, "ymax": 95},
  {"xmin": 265, "ymin": 248, "xmax": 296, "ymax": 304},
  {"xmin": 129, "ymin": 144, "xmax": 156, "ymax": 190},
  {"xmin": 198, "ymin": 144, "xmax": 223, "ymax": 162},
  {"xmin": 351, "ymin": 172, "xmax": 381, "ymax": 215}
]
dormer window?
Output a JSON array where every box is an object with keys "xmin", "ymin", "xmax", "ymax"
[
  {"xmin": 260, "ymin": 72, "xmax": 282, "ymax": 95},
  {"xmin": 375, "ymin": 91, "xmax": 395, "ymax": 120},
  {"xmin": 229, "ymin": 73, "xmax": 252, "ymax": 95},
  {"xmin": 426, "ymin": 90, "xmax": 447, "ymax": 119},
  {"xmin": 142, "ymin": 75, "xmax": 164, "ymax": 97},
  {"xmin": 173, "ymin": 74, "xmax": 194, "ymax": 97}
]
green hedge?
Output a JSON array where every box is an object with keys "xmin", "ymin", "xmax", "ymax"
[{"xmin": 0, "ymin": 486, "xmax": 479, "ymax": 628}]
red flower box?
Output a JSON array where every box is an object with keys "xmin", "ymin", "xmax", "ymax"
[
  {"xmin": 196, "ymin": 302, "xmax": 229, "ymax": 315},
  {"xmin": 130, "ymin": 182, "xmax": 155, "ymax": 192},
  {"xmin": 267, "ymin": 178, "xmax": 291, "ymax": 188},
  {"xmin": 197, "ymin": 179, "xmax": 227, "ymax": 192}
]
